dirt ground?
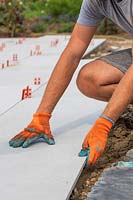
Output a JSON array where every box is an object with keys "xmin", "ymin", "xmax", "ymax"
[{"xmin": 70, "ymin": 36, "xmax": 133, "ymax": 200}]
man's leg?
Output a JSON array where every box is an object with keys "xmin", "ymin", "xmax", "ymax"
[{"xmin": 76, "ymin": 60, "xmax": 124, "ymax": 101}]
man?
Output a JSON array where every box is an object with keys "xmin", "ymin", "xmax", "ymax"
[{"xmin": 9, "ymin": 0, "xmax": 133, "ymax": 166}]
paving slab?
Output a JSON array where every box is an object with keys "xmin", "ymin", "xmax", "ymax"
[
  {"xmin": 0, "ymin": 36, "xmax": 106, "ymax": 114},
  {"xmin": 87, "ymin": 167, "xmax": 133, "ymax": 200},
  {"xmin": 0, "ymin": 55, "xmax": 59, "ymax": 114},
  {"xmin": 0, "ymin": 36, "xmax": 107, "ymax": 199},
  {"xmin": 0, "ymin": 60, "xmax": 106, "ymax": 200},
  {"xmin": 0, "ymin": 36, "xmax": 106, "ymax": 69}
]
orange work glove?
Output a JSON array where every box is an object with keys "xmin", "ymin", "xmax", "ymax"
[
  {"xmin": 79, "ymin": 117, "xmax": 114, "ymax": 165},
  {"xmin": 9, "ymin": 112, "xmax": 55, "ymax": 148}
]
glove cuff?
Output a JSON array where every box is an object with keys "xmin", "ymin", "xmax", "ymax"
[
  {"xmin": 100, "ymin": 115, "xmax": 115, "ymax": 126},
  {"xmin": 33, "ymin": 112, "xmax": 51, "ymax": 119},
  {"xmin": 95, "ymin": 117, "xmax": 114, "ymax": 132}
]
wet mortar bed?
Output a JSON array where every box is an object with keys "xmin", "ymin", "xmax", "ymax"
[{"xmin": 70, "ymin": 37, "xmax": 133, "ymax": 200}]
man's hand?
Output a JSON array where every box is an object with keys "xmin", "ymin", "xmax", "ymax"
[
  {"xmin": 9, "ymin": 113, "xmax": 55, "ymax": 148},
  {"xmin": 79, "ymin": 118, "xmax": 113, "ymax": 165}
]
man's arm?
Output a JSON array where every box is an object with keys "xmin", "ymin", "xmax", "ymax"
[
  {"xmin": 36, "ymin": 23, "xmax": 97, "ymax": 114},
  {"xmin": 9, "ymin": 23, "xmax": 97, "ymax": 148}
]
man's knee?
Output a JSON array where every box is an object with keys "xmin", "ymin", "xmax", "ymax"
[{"xmin": 76, "ymin": 62, "xmax": 99, "ymax": 98}]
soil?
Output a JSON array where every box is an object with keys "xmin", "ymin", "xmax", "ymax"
[{"xmin": 70, "ymin": 37, "xmax": 133, "ymax": 200}]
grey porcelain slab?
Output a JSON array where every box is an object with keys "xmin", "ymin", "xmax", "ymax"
[
  {"xmin": 87, "ymin": 167, "xmax": 133, "ymax": 200},
  {"xmin": 0, "ymin": 37, "xmax": 107, "ymax": 200},
  {"xmin": 0, "ymin": 70, "xmax": 106, "ymax": 200}
]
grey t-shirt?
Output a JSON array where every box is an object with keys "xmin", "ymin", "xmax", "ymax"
[{"xmin": 77, "ymin": 0, "xmax": 133, "ymax": 34}]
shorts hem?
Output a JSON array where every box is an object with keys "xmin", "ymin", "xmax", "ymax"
[{"xmin": 97, "ymin": 57, "xmax": 127, "ymax": 73}]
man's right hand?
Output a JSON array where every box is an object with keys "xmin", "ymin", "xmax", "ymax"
[{"xmin": 9, "ymin": 113, "xmax": 55, "ymax": 148}]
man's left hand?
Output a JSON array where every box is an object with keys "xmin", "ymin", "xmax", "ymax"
[{"xmin": 79, "ymin": 117, "xmax": 113, "ymax": 165}]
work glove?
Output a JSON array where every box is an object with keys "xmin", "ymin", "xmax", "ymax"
[
  {"xmin": 9, "ymin": 112, "xmax": 55, "ymax": 148},
  {"xmin": 79, "ymin": 117, "xmax": 113, "ymax": 165}
]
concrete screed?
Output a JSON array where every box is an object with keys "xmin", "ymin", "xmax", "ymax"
[{"xmin": 0, "ymin": 36, "xmax": 107, "ymax": 200}]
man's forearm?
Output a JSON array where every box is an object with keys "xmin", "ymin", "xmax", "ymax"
[
  {"xmin": 35, "ymin": 23, "xmax": 97, "ymax": 114},
  {"xmin": 102, "ymin": 64, "xmax": 133, "ymax": 121},
  {"xmin": 36, "ymin": 49, "xmax": 80, "ymax": 114}
]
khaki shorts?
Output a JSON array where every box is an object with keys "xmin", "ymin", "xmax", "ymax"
[{"xmin": 98, "ymin": 48, "xmax": 132, "ymax": 73}]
